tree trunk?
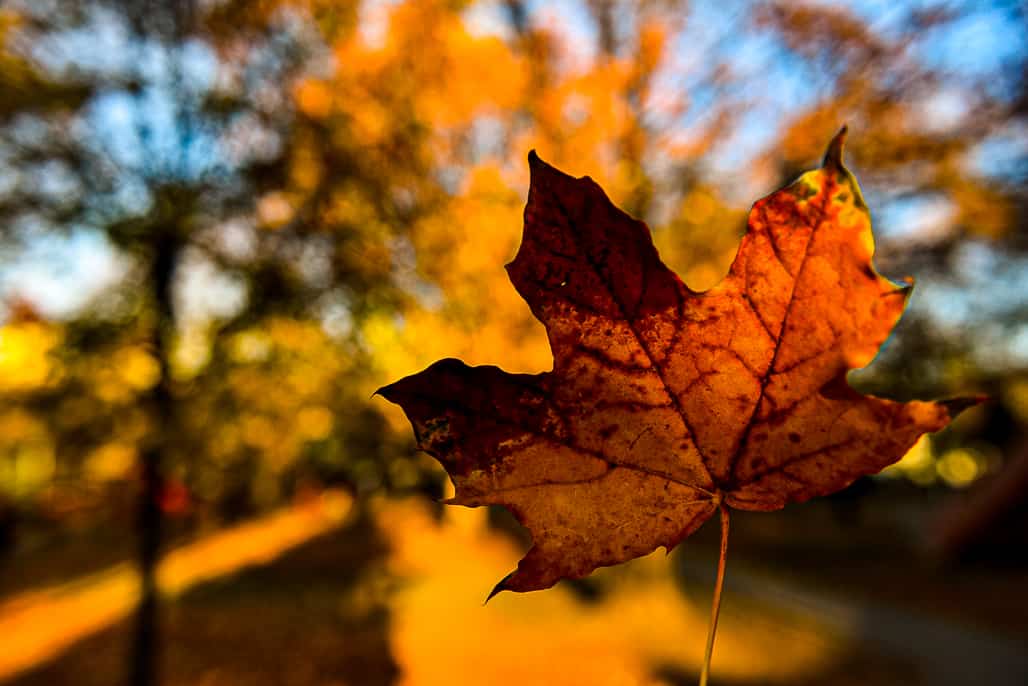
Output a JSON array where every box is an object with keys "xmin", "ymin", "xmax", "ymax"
[{"xmin": 130, "ymin": 230, "xmax": 177, "ymax": 686}]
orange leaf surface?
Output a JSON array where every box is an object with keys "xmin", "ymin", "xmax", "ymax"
[{"xmin": 378, "ymin": 129, "xmax": 972, "ymax": 597}]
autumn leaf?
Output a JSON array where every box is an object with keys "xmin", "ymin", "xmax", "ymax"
[{"xmin": 377, "ymin": 128, "xmax": 972, "ymax": 605}]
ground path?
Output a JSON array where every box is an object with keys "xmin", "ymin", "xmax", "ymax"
[
  {"xmin": 679, "ymin": 554, "xmax": 1028, "ymax": 686},
  {"xmin": 0, "ymin": 491, "xmax": 352, "ymax": 683}
]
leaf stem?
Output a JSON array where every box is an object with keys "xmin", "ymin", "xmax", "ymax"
[{"xmin": 699, "ymin": 503, "xmax": 730, "ymax": 686}]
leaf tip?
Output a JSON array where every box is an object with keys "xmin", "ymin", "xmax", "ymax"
[
  {"xmin": 822, "ymin": 125, "xmax": 848, "ymax": 171},
  {"xmin": 890, "ymin": 278, "xmax": 914, "ymax": 300},
  {"xmin": 527, "ymin": 149, "xmax": 550, "ymax": 176},
  {"xmin": 527, "ymin": 149, "xmax": 546, "ymax": 179},
  {"xmin": 484, "ymin": 571, "xmax": 515, "ymax": 604},
  {"xmin": 373, "ymin": 378, "xmax": 405, "ymax": 403},
  {"xmin": 942, "ymin": 395, "xmax": 988, "ymax": 418}
]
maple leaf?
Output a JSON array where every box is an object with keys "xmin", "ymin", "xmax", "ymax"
[{"xmin": 378, "ymin": 129, "xmax": 972, "ymax": 601}]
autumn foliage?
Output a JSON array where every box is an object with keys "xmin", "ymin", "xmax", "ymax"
[
  {"xmin": 380, "ymin": 130, "xmax": 972, "ymax": 596},
  {"xmin": 0, "ymin": 1, "xmax": 1024, "ymax": 684}
]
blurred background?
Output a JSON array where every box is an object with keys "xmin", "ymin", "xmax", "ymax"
[{"xmin": 0, "ymin": 1, "xmax": 1026, "ymax": 684}]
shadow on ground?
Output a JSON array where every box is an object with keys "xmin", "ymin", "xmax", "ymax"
[{"xmin": 9, "ymin": 508, "xmax": 396, "ymax": 686}]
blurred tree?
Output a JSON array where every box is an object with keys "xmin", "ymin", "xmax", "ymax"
[
  {"xmin": 0, "ymin": 0, "xmax": 445, "ymax": 682},
  {"xmin": 0, "ymin": 0, "xmax": 1026, "ymax": 683}
]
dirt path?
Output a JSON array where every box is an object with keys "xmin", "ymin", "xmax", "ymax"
[
  {"xmin": 0, "ymin": 492, "xmax": 352, "ymax": 683},
  {"xmin": 679, "ymin": 556, "xmax": 1028, "ymax": 686}
]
